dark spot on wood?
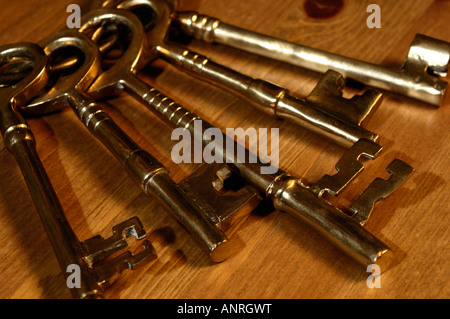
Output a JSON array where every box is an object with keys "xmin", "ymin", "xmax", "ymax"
[
  {"xmin": 153, "ymin": 226, "xmax": 177, "ymax": 245},
  {"xmin": 303, "ymin": 0, "xmax": 344, "ymax": 19}
]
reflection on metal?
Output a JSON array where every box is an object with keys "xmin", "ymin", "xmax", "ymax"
[{"xmin": 172, "ymin": 11, "xmax": 450, "ymax": 107}]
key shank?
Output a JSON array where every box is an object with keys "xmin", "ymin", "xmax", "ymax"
[
  {"xmin": 174, "ymin": 11, "xmax": 449, "ymax": 107},
  {"xmin": 157, "ymin": 43, "xmax": 379, "ymax": 148},
  {"xmin": 69, "ymin": 91, "xmax": 231, "ymax": 262}
]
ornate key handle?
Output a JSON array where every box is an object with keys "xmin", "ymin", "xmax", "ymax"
[
  {"xmin": 91, "ymin": 0, "xmax": 383, "ymax": 149},
  {"xmin": 70, "ymin": 9, "xmax": 414, "ymax": 271},
  {"xmin": 0, "ymin": 43, "xmax": 155, "ymax": 299}
]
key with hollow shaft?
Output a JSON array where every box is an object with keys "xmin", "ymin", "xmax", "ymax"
[
  {"xmin": 91, "ymin": 0, "xmax": 382, "ymax": 149},
  {"xmin": 23, "ymin": 30, "xmax": 230, "ymax": 263},
  {"xmin": 0, "ymin": 43, "xmax": 155, "ymax": 299},
  {"xmin": 76, "ymin": 9, "xmax": 414, "ymax": 270}
]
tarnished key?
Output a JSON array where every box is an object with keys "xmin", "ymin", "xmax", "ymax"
[
  {"xmin": 91, "ymin": 0, "xmax": 382, "ymax": 149},
  {"xmin": 0, "ymin": 43, "xmax": 155, "ymax": 299},
  {"xmin": 23, "ymin": 30, "xmax": 231, "ymax": 263},
  {"xmin": 171, "ymin": 5, "xmax": 450, "ymax": 107},
  {"xmin": 77, "ymin": 9, "xmax": 414, "ymax": 270}
]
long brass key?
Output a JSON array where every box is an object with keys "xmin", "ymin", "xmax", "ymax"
[
  {"xmin": 0, "ymin": 43, "xmax": 155, "ymax": 299},
  {"xmin": 172, "ymin": 6, "xmax": 450, "ymax": 107},
  {"xmin": 92, "ymin": 0, "xmax": 450, "ymax": 107},
  {"xmin": 23, "ymin": 30, "xmax": 231, "ymax": 263},
  {"xmin": 76, "ymin": 9, "xmax": 414, "ymax": 270}
]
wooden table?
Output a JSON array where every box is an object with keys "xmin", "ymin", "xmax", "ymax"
[{"xmin": 0, "ymin": 0, "xmax": 448, "ymax": 299}]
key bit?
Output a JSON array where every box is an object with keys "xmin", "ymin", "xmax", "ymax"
[
  {"xmin": 305, "ymin": 70, "xmax": 383, "ymax": 125},
  {"xmin": 311, "ymin": 139, "xmax": 383, "ymax": 197},
  {"xmin": 92, "ymin": 240, "xmax": 155, "ymax": 287},
  {"xmin": 74, "ymin": 216, "xmax": 155, "ymax": 298},
  {"xmin": 178, "ymin": 163, "xmax": 261, "ymax": 236},
  {"xmin": 307, "ymin": 144, "xmax": 413, "ymax": 226},
  {"xmin": 349, "ymin": 159, "xmax": 414, "ymax": 225},
  {"xmin": 80, "ymin": 217, "xmax": 156, "ymax": 288},
  {"xmin": 403, "ymin": 34, "xmax": 450, "ymax": 79},
  {"xmin": 81, "ymin": 216, "xmax": 150, "ymax": 265}
]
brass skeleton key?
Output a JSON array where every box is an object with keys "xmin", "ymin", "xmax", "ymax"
[
  {"xmin": 170, "ymin": 5, "xmax": 450, "ymax": 107},
  {"xmin": 0, "ymin": 43, "xmax": 155, "ymax": 299},
  {"xmin": 93, "ymin": 0, "xmax": 450, "ymax": 107},
  {"xmin": 77, "ymin": 9, "xmax": 414, "ymax": 270},
  {"xmin": 91, "ymin": 0, "xmax": 382, "ymax": 149},
  {"xmin": 23, "ymin": 30, "xmax": 231, "ymax": 263}
]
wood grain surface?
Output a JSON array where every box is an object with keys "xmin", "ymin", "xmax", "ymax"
[{"xmin": 0, "ymin": 0, "xmax": 448, "ymax": 299}]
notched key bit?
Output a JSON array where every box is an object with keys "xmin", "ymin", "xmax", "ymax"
[
  {"xmin": 178, "ymin": 163, "xmax": 261, "ymax": 237},
  {"xmin": 80, "ymin": 217, "xmax": 156, "ymax": 289},
  {"xmin": 308, "ymin": 141, "xmax": 413, "ymax": 226},
  {"xmin": 349, "ymin": 159, "xmax": 414, "ymax": 225},
  {"xmin": 81, "ymin": 216, "xmax": 151, "ymax": 266},
  {"xmin": 305, "ymin": 70, "xmax": 382, "ymax": 126},
  {"xmin": 92, "ymin": 240, "xmax": 155, "ymax": 287},
  {"xmin": 311, "ymin": 139, "xmax": 383, "ymax": 196}
]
